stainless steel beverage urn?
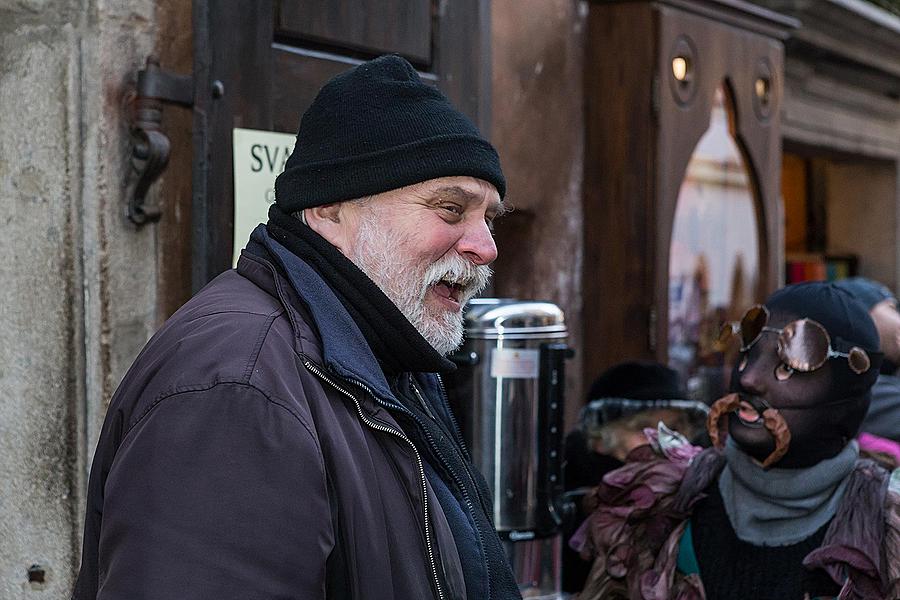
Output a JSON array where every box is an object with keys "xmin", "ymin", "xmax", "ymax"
[{"xmin": 446, "ymin": 298, "xmax": 573, "ymax": 599}]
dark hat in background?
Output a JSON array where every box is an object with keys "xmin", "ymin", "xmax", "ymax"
[
  {"xmin": 274, "ymin": 55, "xmax": 506, "ymax": 213},
  {"xmin": 587, "ymin": 361, "xmax": 686, "ymax": 402},
  {"xmin": 832, "ymin": 277, "xmax": 897, "ymax": 311},
  {"xmin": 581, "ymin": 361, "xmax": 708, "ymax": 430}
]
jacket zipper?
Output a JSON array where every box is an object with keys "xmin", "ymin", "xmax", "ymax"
[
  {"xmin": 411, "ymin": 379, "xmax": 492, "ymax": 600},
  {"xmin": 301, "ymin": 359, "xmax": 446, "ymax": 600},
  {"xmin": 435, "ymin": 374, "xmax": 471, "ymax": 463}
]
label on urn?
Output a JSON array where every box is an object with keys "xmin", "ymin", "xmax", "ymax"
[{"xmin": 490, "ymin": 348, "xmax": 539, "ymax": 379}]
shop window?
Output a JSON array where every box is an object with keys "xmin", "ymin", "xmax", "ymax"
[
  {"xmin": 782, "ymin": 153, "xmax": 859, "ymax": 283},
  {"xmin": 668, "ymin": 85, "xmax": 761, "ymax": 402}
]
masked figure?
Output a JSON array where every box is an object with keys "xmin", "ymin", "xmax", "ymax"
[{"xmin": 571, "ymin": 282, "xmax": 900, "ymax": 600}]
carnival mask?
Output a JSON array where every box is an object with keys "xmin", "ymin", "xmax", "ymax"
[{"xmin": 709, "ymin": 285, "xmax": 880, "ymax": 468}]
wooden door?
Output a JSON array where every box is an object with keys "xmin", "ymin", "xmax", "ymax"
[{"xmin": 191, "ymin": 0, "xmax": 492, "ymax": 290}]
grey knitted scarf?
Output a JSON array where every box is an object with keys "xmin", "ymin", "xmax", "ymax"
[{"xmin": 719, "ymin": 438, "xmax": 859, "ymax": 546}]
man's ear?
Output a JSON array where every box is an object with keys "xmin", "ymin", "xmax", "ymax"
[{"xmin": 304, "ymin": 203, "xmax": 353, "ymax": 252}]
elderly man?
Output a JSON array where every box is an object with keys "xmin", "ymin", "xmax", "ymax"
[
  {"xmin": 72, "ymin": 55, "xmax": 521, "ymax": 600},
  {"xmin": 572, "ymin": 282, "xmax": 900, "ymax": 599}
]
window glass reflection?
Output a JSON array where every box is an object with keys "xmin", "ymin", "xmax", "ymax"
[{"xmin": 668, "ymin": 86, "xmax": 760, "ymax": 403}]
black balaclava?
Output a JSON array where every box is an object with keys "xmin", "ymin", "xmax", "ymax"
[{"xmin": 714, "ymin": 282, "xmax": 882, "ymax": 468}]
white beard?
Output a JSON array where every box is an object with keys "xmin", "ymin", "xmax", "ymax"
[{"xmin": 347, "ymin": 216, "xmax": 491, "ymax": 356}]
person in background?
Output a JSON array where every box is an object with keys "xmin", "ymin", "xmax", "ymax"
[
  {"xmin": 572, "ymin": 282, "xmax": 900, "ymax": 600},
  {"xmin": 834, "ymin": 277, "xmax": 900, "ymax": 446},
  {"xmin": 562, "ymin": 361, "xmax": 709, "ymax": 594}
]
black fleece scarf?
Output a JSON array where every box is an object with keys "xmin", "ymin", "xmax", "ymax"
[{"xmin": 266, "ymin": 205, "xmax": 455, "ymax": 375}]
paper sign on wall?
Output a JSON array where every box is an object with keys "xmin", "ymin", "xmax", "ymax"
[
  {"xmin": 490, "ymin": 348, "xmax": 540, "ymax": 379},
  {"xmin": 232, "ymin": 127, "xmax": 297, "ymax": 266}
]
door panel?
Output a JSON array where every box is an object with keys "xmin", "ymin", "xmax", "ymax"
[
  {"xmin": 276, "ymin": 0, "xmax": 433, "ymax": 65},
  {"xmin": 271, "ymin": 45, "xmax": 439, "ymax": 133}
]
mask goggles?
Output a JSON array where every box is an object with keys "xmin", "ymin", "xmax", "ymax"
[{"xmin": 718, "ymin": 304, "xmax": 872, "ymax": 375}]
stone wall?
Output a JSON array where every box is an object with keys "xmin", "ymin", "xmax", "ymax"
[{"xmin": 0, "ymin": 1, "xmax": 162, "ymax": 596}]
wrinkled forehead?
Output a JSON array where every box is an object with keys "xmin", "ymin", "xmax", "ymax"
[
  {"xmin": 368, "ymin": 175, "xmax": 503, "ymax": 213},
  {"xmin": 414, "ymin": 175, "xmax": 499, "ymax": 199}
]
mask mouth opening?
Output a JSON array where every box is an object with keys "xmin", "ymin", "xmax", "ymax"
[
  {"xmin": 708, "ymin": 393, "xmax": 791, "ymax": 469},
  {"xmin": 737, "ymin": 398, "xmax": 765, "ymax": 427}
]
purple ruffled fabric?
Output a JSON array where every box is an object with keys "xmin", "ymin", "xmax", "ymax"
[
  {"xmin": 803, "ymin": 460, "xmax": 891, "ymax": 600},
  {"xmin": 571, "ymin": 431, "xmax": 713, "ymax": 600}
]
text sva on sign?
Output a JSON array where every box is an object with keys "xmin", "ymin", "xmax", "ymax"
[{"xmin": 249, "ymin": 143, "xmax": 293, "ymax": 174}]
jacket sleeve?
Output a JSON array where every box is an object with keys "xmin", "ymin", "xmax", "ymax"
[{"xmin": 96, "ymin": 382, "xmax": 332, "ymax": 600}]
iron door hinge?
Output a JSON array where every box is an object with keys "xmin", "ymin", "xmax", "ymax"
[{"xmin": 127, "ymin": 56, "xmax": 195, "ymax": 225}]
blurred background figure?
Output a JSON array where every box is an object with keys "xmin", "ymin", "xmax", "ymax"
[
  {"xmin": 834, "ymin": 278, "xmax": 900, "ymax": 444},
  {"xmin": 561, "ymin": 361, "xmax": 709, "ymax": 594},
  {"xmin": 833, "ymin": 277, "xmax": 900, "ymax": 467}
]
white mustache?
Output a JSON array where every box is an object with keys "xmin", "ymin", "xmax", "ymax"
[{"xmin": 423, "ymin": 255, "xmax": 492, "ymax": 304}]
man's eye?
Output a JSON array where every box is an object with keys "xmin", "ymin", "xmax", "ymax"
[{"xmin": 441, "ymin": 204, "xmax": 463, "ymax": 216}]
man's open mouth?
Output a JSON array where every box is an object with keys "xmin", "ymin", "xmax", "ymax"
[
  {"xmin": 433, "ymin": 279, "xmax": 466, "ymax": 304},
  {"xmin": 737, "ymin": 399, "xmax": 765, "ymax": 427}
]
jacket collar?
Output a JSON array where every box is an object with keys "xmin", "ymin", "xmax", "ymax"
[{"xmin": 246, "ymin": 224, "xmax": 400, "ymax": 405}]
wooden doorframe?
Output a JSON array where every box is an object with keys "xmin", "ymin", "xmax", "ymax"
[
  {"xmin": 651, "ymin": 5, "xmax": 788, "ymax": 362},
  {"xmin": 581, "ymin": 0, "xmax": 795, "ymax": 391}
]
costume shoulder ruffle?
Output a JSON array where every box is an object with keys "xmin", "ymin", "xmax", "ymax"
[
  {"xmin": 570, "ymin": 425, "xmax": 723, "ymax": 600},
  {"xmin": 802, "ymin": 460, "xmax": 898, "ymax": 600}
]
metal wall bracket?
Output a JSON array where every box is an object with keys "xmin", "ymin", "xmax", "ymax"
[{"xmin": 127, "ymin": 56, "xmax": 194, "ymax": 225}]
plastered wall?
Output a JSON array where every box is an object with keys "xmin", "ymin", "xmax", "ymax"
[
  {"xmin": 0, "ymin": 2, "xmax": 161, "ymax": 596},
  {"xmin": 826, "ymin": 160, "xmax": 900, "ymax": 290},
  {"xmin": 491, "ymin": 0, "xmax": 588, "ymax": 427}
]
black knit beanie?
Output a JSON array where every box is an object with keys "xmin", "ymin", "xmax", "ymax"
[{"xmin": 274, "ymin": 55, "xmax": 506, "ymax": 212}]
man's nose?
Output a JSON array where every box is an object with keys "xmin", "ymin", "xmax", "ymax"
[{"xmin": 456, "ymin": 219, "xmax": 498, "ymax": 266}]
